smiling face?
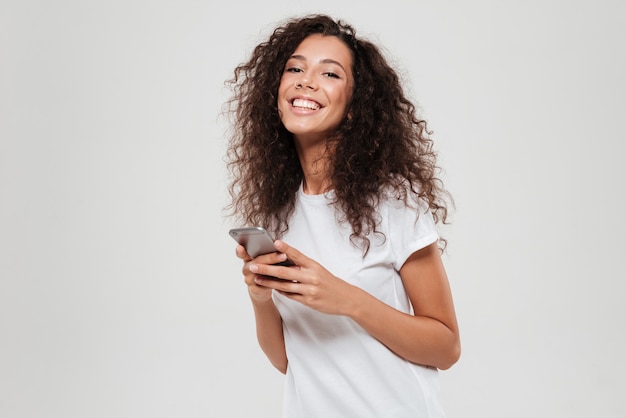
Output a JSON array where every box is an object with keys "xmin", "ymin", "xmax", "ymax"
[{"xmin": 277, "ymin": 34, "xmax": 354, "ymax": 144}]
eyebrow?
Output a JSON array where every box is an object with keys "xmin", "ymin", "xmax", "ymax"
[{"xmin": 289, "ymin": 54, "xmax": 348, "ymax": 73}]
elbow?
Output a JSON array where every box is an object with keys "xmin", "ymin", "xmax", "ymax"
[
  {"xmin": 437, "ymin": 340, "xmax": 461, "ymax": 371},
  {"xmin": 273, "ymin": 359, "xmax": 288, "ymax": 375}
]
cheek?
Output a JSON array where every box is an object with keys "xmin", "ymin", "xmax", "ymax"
[
  {"xmin": 334, "ymin": 91, "xmax": 351, "ymax": 113},
  {"xmin": 277, "ymin": 81, "xmax": 289, "ymax": 104},
  {"xmin": 329, "ymin": 84, "xmax": 350, "ymax": 103},
  {"xmin": 276, "ymin": 90, "xmax": 287, "ymax": 113},
  {"xmin": 276, "ymin": 86, "xmax": 290, "ymax": 122}
]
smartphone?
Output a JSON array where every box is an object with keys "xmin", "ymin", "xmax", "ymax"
[{"xmin": 228, "ymin": 227, "xmax": 295, "ymax": 266}]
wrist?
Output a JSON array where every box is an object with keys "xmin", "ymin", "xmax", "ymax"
[
  {"xmin": 342, "ymin": 285, "xmax": 370, "ymax": 318},
  {"xmin": 249, "ymin": 289, "xmax": 275, "ymax": 306}
]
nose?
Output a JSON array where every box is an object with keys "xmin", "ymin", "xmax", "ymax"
[{"xmin": 296, "ymin": 73, "xmax": 317, "ymax": 90}]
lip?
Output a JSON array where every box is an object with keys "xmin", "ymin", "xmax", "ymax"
[{"xmin": 288, "ymin": 95, "xmax": 323, "ymax": 111}]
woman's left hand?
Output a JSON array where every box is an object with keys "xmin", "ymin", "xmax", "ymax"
[{"xmin": 248, "ymin": 240, "xmax": 361, "ymax": 316}]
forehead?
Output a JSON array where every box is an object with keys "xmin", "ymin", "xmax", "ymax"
[{"xmin": 291, "ymin": 34, "xmax": 353, "ymax": 69}]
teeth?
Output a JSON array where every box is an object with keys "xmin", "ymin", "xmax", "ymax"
[{"xmin": 292, "ymin": 99, "xmax": 320, "ymax": 110}]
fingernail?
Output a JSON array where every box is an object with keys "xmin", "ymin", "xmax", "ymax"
[{"xmin": 249, "ymin": 264, "xmax": 258, "ymax": 273}]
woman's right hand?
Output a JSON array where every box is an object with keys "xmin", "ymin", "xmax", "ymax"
[
  {"xmin": 235, "ymin": 244, "xmax": 289, "ymax": 374},
  {"xmin": 236, "ymin": 244, "xmax": 290, "ymax": 303}
]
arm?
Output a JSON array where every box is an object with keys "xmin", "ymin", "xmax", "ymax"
[
  {"xmin": 250, "ymin": 296, "xmax": 288, "ymax": 374},
  {"xmin": 347, "ymin": 242, "xmax": 460, "ymax": 369},
  {"xmin": 251, "ymin": 241, "xmax": 460, "ymax": 370},
  {"xmin": 237, "ymin": 245, "xmax": 289, "ymax": 374}
]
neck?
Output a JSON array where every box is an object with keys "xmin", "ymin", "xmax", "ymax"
[
  {"xmin": 294, "ymin": 138, "xmax": 333, "ymax": 195},
  {"xmin": 302, "ymin": 171, "xmax": 332, "ymax": 195}
]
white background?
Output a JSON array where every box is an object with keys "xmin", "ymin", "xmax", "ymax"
[{"xmin": 2, "ymin": 1, "xmax": 625, "ymax": 417}]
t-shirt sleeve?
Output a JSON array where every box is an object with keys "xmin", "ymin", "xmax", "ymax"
[{"xmin": 385, "ymin": 197, "xmax": 439, "ymax": 271}]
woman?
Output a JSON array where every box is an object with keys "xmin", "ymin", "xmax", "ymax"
[{"xmin": 225, "ymin": 14, "xmax": 460, "ymax": 417}]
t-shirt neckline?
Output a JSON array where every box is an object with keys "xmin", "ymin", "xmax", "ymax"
[{"xmin": 298, "ymin": 182, "xmax": 335, "ymax": 203}]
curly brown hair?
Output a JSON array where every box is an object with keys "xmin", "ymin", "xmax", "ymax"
[{"xmin": 224, "ymin": 14, "xmax": 452, "ymax": 252}]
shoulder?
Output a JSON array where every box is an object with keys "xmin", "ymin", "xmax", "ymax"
[
  {"xmin": 374, "ymin": 180, "xmax": 438, "ymax": 261},
  {"xmin": 376, "ymin": 178, "xmax": 428, "ymax": 215}
]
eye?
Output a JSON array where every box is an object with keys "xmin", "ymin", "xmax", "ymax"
[
  {"xmin": 323, "ymin": 72, "xmax": 340, "ymax": 79},
  {"xmin": 285, "ymin": 67, "xmax": 303, "ymax": 73}
]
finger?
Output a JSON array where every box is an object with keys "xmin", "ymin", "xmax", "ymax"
[
  {"xmin": 242, "ymin": 263, "xmax": 274, "ymax": 286},
  {"xmin": 255, "ymin": 275, "xmax": 303, "ymax": 294},
  {"xmin": 235, "ymin": 245, "xmax": 252, "ymax": 261},
  {"xmin": 273, "ymin": 240, "xmax": 308, "ymax": 267},
  {"xmin": 253, "ymin": 251, "xmax": 291, "ymax": 267},
  {"xmin": 250, "ymin": 262, "xmax": 300, "ymax": 283}
]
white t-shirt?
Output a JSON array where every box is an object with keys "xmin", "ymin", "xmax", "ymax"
[{"xmin": 273, "ymin": 184, "xmax": 446, "ymax": 418}]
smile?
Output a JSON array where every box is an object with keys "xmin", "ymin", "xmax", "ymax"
[{"xmin": 291, "ymin": 98, "xmax": 321, "ymax": 110}]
